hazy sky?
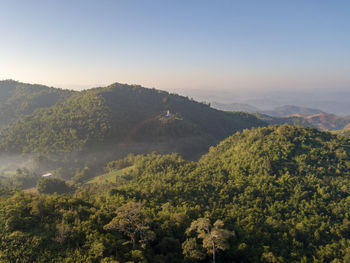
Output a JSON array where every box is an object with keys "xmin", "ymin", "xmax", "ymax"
[{"xmin": 0, "ymin": 0, "xmax": 349, "ymax": 91}]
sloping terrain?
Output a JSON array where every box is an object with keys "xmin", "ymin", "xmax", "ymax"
[
  {"xmin": 80, "ymin": 125, "xmax": 350, "ymax": 262},
  {"xmin": 0, "ymin": 83, "xmax": 266, "ymax": 158},
  {"xmin": 334, "ymin": 127, "xmax": 350, "ymax": 138},
  {"xmin": 0, "ymin": 81, "xmax": 267, "ymax": 180},
  {"xmin": 0, "ymin": 80, "xmax": 74, "ymax": 129},
  {"xmin": 0, "ymin": 125, "xmax": 350, "ymax": 262},
  {"xmin": 254, "ymin": 109, "xmax": 350, "ymax": 132},
  {"xmin": 303, "ymin": 112, "xmax": 350, "ymax": 130},
  {"xmin": 212, "ymin": 102, "xmax": 350, "ymax": 131},
  {"xmin": 261, "ymin": 105, "xmax": 324, "ymax": 117}
]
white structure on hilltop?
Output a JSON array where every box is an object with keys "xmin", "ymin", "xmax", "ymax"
[
  {"xmin": 165, "ymin": 110, "xmax": 171, "ymax": 117},
  {"xmin": 41, "ymin": 173, "xmax": 52, "ymax": 177}
]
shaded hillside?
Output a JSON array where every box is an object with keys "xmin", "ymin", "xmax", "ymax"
[
  {"xmin": 0, "ymin": 80, "xmax": 74, "ymax": 129},
  {"xmin": 0, "ymin": 82, "xmax": 266, "ymax": 160},
  {"xmin": 253, "ymin": 113, "xmax": 312, "ymax": 127}
]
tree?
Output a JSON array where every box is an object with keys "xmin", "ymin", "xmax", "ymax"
[
  {"xmin": 36, "ymin": 177, "xmax": 71, "ymax": 194},
  {"xmin": 104, "ymin": 202, "xmax": 154, "ymax": 249},
  {"xmin": 184, "ymin": 218, "xmax": 232, "ymax": 263},
  {"xmin": 182, "ymin": 237, "xmax": 206, "ymax": 261}
]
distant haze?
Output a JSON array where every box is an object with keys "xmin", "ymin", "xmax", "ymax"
[{"xmin": 174, "ymin": 87, "xmax": 350, "ymax": 116}]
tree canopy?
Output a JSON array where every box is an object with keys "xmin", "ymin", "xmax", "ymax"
[{"xmin": 0, "ymin": 124, "xmax": 349, "ymax": 262}]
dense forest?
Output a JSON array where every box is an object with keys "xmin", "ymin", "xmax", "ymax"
[
  {"xmin": 0, "ymin": 81, "xmax": 266, "ymax": 179},
  {"xmin": 0, "ymin": 80, "xmax": 74, "ymax": 129},
  {"xmin": 1, "ymin": 81, "xmax": 350, "ymax": 262},
  {"xmin": 0, "ymin": 125, "xmax": 349, "ymax": 262},
  {"xmin": 0, "ymin": 82, "xmax": 265, "ymax": 155}
]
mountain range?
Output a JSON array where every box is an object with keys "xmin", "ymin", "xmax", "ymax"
[
  {"xmin": 180, "ymin": 88, "xmax": 350, "ymax": 115},
  {"xmin": 212, "ymin": 102, "xmax": 350, "ymax": 131}
]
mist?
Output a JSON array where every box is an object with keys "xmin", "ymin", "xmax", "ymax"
[
  {"xmin": 173, "ymin": 87, "xmax": 350, "ymax": 116},
  {"xmin": 0, "ymin": 154, "xmax": 35, "ymax": 176}
]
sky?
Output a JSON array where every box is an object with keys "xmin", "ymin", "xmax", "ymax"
[{"xmin": 0, "ymin": 0, "xmax": 349, "ymax": 91}]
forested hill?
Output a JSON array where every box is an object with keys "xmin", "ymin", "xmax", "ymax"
[
  {"xmin": 0, "ymin": 80, "xmax": 74, "ymax": 129},
  {"xmin": 0, "ymin": 82, "xmax": 266, "ymax": 159},
  {"xmin": 1, "ymin": 125, "xmax": 350, "ymax": 262},
  {"xmin": 96, "ymin": 125, "xmax": 350, "ymax": 262}
]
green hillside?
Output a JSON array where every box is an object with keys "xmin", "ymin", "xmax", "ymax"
[
  {"xmin": 0, "ymin": 125, "xmax": 349, "ymax": 262},
  {"xmin": 85, "ymin": 165, "xmax": 134, "ymax": 185},
  {"xmin": 0, "ymin": 80, "xmax": 74, "ymax": 129},
  {"xmin": 100, "ymin": 125, "xmax": 350, "ymax": 262},
  {"xmin": 0, "ymin": 82, "xmax": 266, "ymax": 159}
]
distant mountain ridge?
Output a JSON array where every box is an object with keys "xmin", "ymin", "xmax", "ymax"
[
  {"xmin": 0, "ymin": 81, "xmax": 266, "ymax": 160},
  {"xmin": 212, "ymin": 102, "xmax": 350, "ymax": 131},
  {"xmin": 179, "ymin": 88, "xmax": 350, "ymax": 115},
  {"xmin": 211, "ymin": 102, "xmax": 260, "ymax": 113},
  {"xmin": 260, "ymin": 105, "xmax": 324, "ymax": 117},
  {"xmin": 304, "ymin": 113, "xmax": 350, "ymax": 131},
  {"xmin": 212, "ymin": 102, "xmax": 324, "ymax": 116}
]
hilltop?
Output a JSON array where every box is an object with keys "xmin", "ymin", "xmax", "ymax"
[
  {"xmin": 1, "ymin": 125, "xmax": 349, "ymax": 262},
  {"xmin": 0, "ymin": 81, "xmax": 266, "ymax": 179},
  {"xmin": 0, "ymin": 82, "xmax": 265, "ymax": 156},
  {"xmin": 0, "ymin": 80, "xmax": 74, "ymax": 129}
]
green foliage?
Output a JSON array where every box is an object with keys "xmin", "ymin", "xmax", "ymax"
[
  {"xmin": 0, "ymin": 80, "xmax": 73, "ymax": 129},
  {"xmin": 0, "ymin": 82, "xmax": 266, "ymax": 159},
  {"xmin": 36, "ymin": 177, "xmax": 72, "ymax": 194},
  {"xmin": 0, "ymin": 82, "xmax": 266, "ymax": 183},
  {"xmin": 0, "ymin": 91, "xmax": 111, "ymax": 153},
  {"xmin": 0, "ymin": 168, "xmax": 40, "ymax": 189},
  {"xmin": 72, "ymin": 166, "xmax": 94, "ymax": 185},
  {"xmin": 184, "ymin": 218, "xmax": 232, "ymax": 263},
  {"xmin": 104, "ymin": 201, "xmax": 155, "ymax": 249},
  {"xmin": 105, "ymin": 154, "xmax": 135, "ymax": 172},
  {"xmin": 0, "ymin": 124, "xmax": 349, "ymax": 262}
]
